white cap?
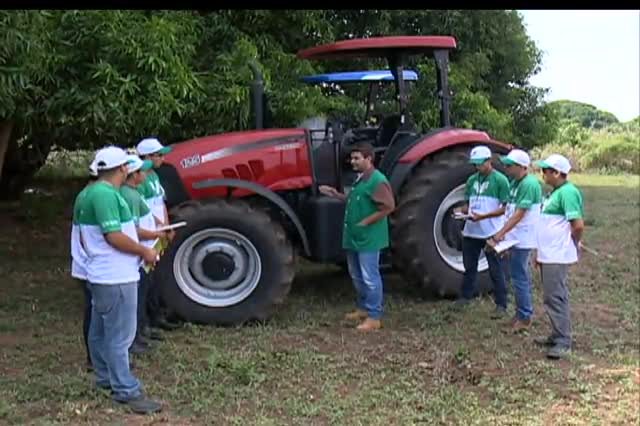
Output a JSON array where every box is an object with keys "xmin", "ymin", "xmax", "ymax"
[
  {"xmin": 535, "ymin": 154, "xmax": 572, "ymax": 174},
  {"xmin": 136, "ymin": 138, "xmax": 172, "ymax": 156},
  {"xmin": 92, "ymin": 146, "xmax": 130, "ymax": 172},
  {"xmin": 126, "ymin": 154, "xmax": 153, "ymax": 174},
  {"xmin": 469, "ymin": 145, "xmax": 492, "ymax": 165},
  {"xmin": 500, "ymin": 149, "xmax": 530, "ymax": 167}
]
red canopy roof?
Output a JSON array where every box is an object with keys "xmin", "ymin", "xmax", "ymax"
[{"xmin": 297, "ymin": 36, "xmax": 457, "ymax": 60}]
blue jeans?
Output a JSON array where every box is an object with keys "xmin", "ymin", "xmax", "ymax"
[
  {"xmin": 346, "ymin": 250, "xmax": 383, "ymax": 320},
  {"xmin": 88, "ymin": 282, "xmax": 142, "ymax": 402},
  {"xmin": 508, "ymin": 248, "xmax": 534, "ymax": 321},
  {"xmin": 461, "ymin": 237, "xmax": 508, "ymax": 309}
]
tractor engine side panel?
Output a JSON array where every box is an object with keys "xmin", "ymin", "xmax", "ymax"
[{"xmin": 163, "ymin": 129, "xmax": 313, "ymax": 200}]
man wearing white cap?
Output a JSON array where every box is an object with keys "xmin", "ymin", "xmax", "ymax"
[
  {"xmin": 75, "ymin": 146, "xmax": 161, "ymax": 414},
  {"xmin": 136, "ymin": 138, "xmax": 171, "ymax": 227},
  {"xmin": 70, "ymin": 165, "xmax": 99, "ymax": 369},
  {"xmin": 135, "ymin": 137, "xmax": 179, "ymax": 331},
  {"xmin": 454, "ymin": 146, "xmax": 511, "ymax": 318},
  {"xmin": 119, "ymin": 155, "xmax": 167, "ymax": 354},
  {"xmin": 534, "ymin": 154, "xmax": 584, "ymax": 359},
  {"xmin": 489, "ymin": 149, "xmax": 542, "ymax": 332}
]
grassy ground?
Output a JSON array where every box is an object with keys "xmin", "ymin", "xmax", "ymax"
[{"xmin": 0, "ymin": 174, "xmax": 638, "ymax": 425}]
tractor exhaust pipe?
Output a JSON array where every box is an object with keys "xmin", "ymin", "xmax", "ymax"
[{"xmin": 248, "ymin": 60, "xmax": 264, "ymax": 130}]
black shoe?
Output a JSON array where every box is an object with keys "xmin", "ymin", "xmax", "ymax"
[
  {"xmin": 150, "ymin": 317, "xmax": 180, "ymax": 331},
  {"xmin": 116, "ymin": 394, "xmax": 162, "ymax": 415},
  {"xmin": 129, "ymin": 341, "xmax": 149, "ymax": 355},
  {"xmin": 491, "ymin": 306, "xmax": 508, "ymax": 319},
  {"xmin": 142, "ymin": 327, "xmax": 165, "ymax": 341}
]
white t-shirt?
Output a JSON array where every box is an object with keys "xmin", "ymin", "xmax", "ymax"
[
  {"xmin": 537, "ymin": 182, "xmax": 584, "ymax": 264},
  {"xmin": 462, "ymin": 170, "xmax": 511, "ymax": 239},
  {"xmin": 504, "ymin": 174, "xmax": 542, "ymax": 249}
]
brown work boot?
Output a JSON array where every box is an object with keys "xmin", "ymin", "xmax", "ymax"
[
  {"xmin": 356, "ymin": 318, "xmax": 382, "ymax": 331},
  {"xmin": 511, "ymin": 318, "xmax": 532, "ymax": 333},
  {"xmin": 344, "ymin": 309, "xmax": 368, "ymax": 321}
]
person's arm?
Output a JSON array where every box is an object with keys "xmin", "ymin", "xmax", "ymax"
[
  {"xmin": 95, "ymin": 193, "xmax": 158, "ymax": 263},
  {"xmin": 561, "ymin": 187, "xmax": 585, "ymax": 250},
  {"xmin": 455, "ymin": 179, "xmax": 472, "ymax": 215},
  {"xmin": 570, "ymin": 219, "xmax": 584, "ymax": 248},
  {"xmin": 491, "ymin": 208, "xmax": 526, "ymax": 242},
  {"xmin": 319, "ymin": 185, "xmax": 347, "ymax": 201},
  {"xmin": 471, "ymin": 205, "xmax": 506, "ymax": 222},
  {"xmin": 137, "ymin": 227, "xmax": 165, "ymax": 241},
  {"xmin": 359, "ymin": 181, "xmax": 395, "ymax": 226}
]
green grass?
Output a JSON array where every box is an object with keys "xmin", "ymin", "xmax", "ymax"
[{"xmin": 0, "ymin": 174, "xmax": 638, "ymax": 425}]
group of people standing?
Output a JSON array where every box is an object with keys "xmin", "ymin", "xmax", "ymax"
[
  {"xmin": 71, "ymin": 138, "xmax": 178, "ymax": 414},
  {"xmin": 457, "ymin": 146, "xmax": 584, "ymax": 360},
  {"xmin": 323, "ymin": 142, "xmax": 584, "ymax": 361}
]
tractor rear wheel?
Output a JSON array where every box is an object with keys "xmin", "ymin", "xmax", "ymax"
[
  {"xmin": 391, "ymin": 148, "xmax": 497, "ymax": 298},
  {"xmin": 155, "ymin": 199, "xmax": 296, "ymax": 325}
]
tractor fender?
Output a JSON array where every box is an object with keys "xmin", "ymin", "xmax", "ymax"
[
  {"xmin": 388, "ymin": 129, "xmax": 513, "ymax": 193},
  {"xmin": 191, "ymin": 178, "xmax": 311, "ymax": 257}
]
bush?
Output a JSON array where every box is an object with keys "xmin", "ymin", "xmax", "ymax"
[{"xmin": 532, "ymin": 124, "xmax": 639, "ymax": 175}]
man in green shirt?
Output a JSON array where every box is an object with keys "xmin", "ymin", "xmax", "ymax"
[
  {"xmin": 120, "ymin": 155, "xmax": 167, "ymax": 354},
  {"xmin": 320, "ymin": 142, "xmax": 395, "ymax": 331},
  {"xmin": 454, "ymin": 146, "xmax": 511, "ymax": 318},
  {"xmin": 136, "ymin": 137, "xmax": 179, "ymax": 331},
  {"xmin": 489, "ymin": 149, "xmax": 542, "ymax": 332},
  {"xmin": 77, "ymin": 146, "xmax": 161, "ymax": 414},
  {"xmin": 534, "ymin": 154, "xmax": 584, "ymax": 359}
]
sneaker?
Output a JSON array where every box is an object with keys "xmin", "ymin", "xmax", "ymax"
[
  {"xmin": 142, "ymin": 327, "xmax": 165, "ymax": 341},
  {"xmin": 116, "ymin": 394, "xmax": 162, "ymax": 415},
  {"xmin": 547, "ymin": 344, "xmax": 571, "ymax": 360},
  {"xmin": 150, "ymin": 317, "xmax": 180, "ymax": 331},
  {"xmin": 533, "ymin": 336, "xmax": 556, "ymax": 347},
  {"xmin": 491, "ymin": 306, "xmax": 508, "ymax": 319},
  {"xmin": 344, "ymin": 309, "xmax": 368, "ymax": 321},
  {"xmin": 454, "ymin": 298, "xmax": 473, "ymax": 307}
]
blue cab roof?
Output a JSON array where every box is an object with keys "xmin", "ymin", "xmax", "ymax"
[{"xmin": 300, "ymin": 70, "xmax": 418, "ymax": 84}]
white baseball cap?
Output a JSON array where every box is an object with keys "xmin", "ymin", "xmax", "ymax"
[
  {"xmin": 500, "ymin": 149, "xmax": 530, "ymax": 167},
  {"xmin": 136, "ymin": 138, "xmax": 172, "ymax": 156},
  {"xmin": 89, "ymin": 160, "xmax": 98, "ymax": 177},
  {"xmin": 469, "ymin": 145, "xmax": 492, "ymax": 165},
  {"xmin": 92, "ymin": 146, "xmax": 130, "ymax": 171},
  {"xmin": 534, "ymin": 154, "xmax": 572, "ymax": 174},
  {"xmin": 126, "ymin": 154, "xmax": 153, "ymax": 175}
]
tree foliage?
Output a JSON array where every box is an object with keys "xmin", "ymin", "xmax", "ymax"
[{"xmin": 1, "ymin": 9, "xmax": 557, "ymax": 196}]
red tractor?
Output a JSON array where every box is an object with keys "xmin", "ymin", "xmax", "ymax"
[{"xmin": 155, "ymin": 36, "xmax": 512, "ymax": 325}]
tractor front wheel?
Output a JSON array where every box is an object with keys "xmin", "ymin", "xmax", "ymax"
[{"xmin": 155, "ymin": 199, "xmax": 296, "ymax": 325}]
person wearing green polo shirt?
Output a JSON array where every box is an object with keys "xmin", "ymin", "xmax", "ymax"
[
  {"xmin": 534, "ymin": 154, "xmax": 584, "ymax": 359},
  {"xmin": 489, "ymin": 149, "xmax": 542, "ymax": 332},
  {"xmin": 136, "ymin": 137, "xmax": 180, "ymax": 332},
  {"xmin": 454, "ymin": 145, "xmax": 511, "ymax": 318},
  {"xmin": 120, "ymin": 155, "xmax": 167, "ymax": 354},
  {"xmin": 77, "ymin": 146, "xmax": 161, "ymax": 414},
  {"xmin": 319, "ymin": 142, "xmax": 395, "ymax": 331}
]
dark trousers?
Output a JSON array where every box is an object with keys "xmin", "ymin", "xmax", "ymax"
[
  {"xmin": 80, "ymin": 280, "xmax": 92, "ymax": 364},
  {"xmin": 461, "ymin": 237, "xmax": 508, "ymax": 308},
  {"xmin": 146, "ymin": 269, "xmax": 163, "ymax": 323},
  {"xmin": 136, "ymin": 268, "xmax": 151, "ymax": 337}
]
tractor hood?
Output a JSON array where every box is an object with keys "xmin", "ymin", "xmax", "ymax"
[
  {"xmin": 296, "ymin": 36, "xmax": 456, "ymax": 60},
  {"xmin": 164, "ymin": 129, "xmax": 307, "ymax": 170}
]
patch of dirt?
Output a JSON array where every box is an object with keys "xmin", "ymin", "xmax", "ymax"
[{"xmin": 573, "ymin": 303, "xmax": 622, "ymax": 328}]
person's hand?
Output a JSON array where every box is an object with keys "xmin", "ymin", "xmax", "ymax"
[
  {"xmin": 493, "ymin": 232, "xmax": 505, "ymax": 242},
  {"xmin": 576, "ymin": 240, "xmax": 583, "ymax": 259},
  {"xmin": 142, "ymin": 247, "xmax": 159, "ymax": 265},
  {"xmin": 357, "ymin": 220, "xmax": 367, "ymax": 227},
  {"xmin": 470, "ymin": 213, "xmax": 484, "ymax": 222},
  {"xmin": 167, "ymin": 229, "xmax": 176, "ymax": 242},
  {"xmin": 453, "ymin": 207, "xmax": 462, "ymax": 214},
  {"xmin": 319, "ymin": 185, "xmax": 337, "ymax": 197},
  {"xmin": 154, "ymin": 230, "xmax": 168, "ymax": 240}
]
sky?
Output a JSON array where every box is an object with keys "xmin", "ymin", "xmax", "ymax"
[{"xmin": 520, "ymin": 10, "xmax": 640, "ymax": 121}]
